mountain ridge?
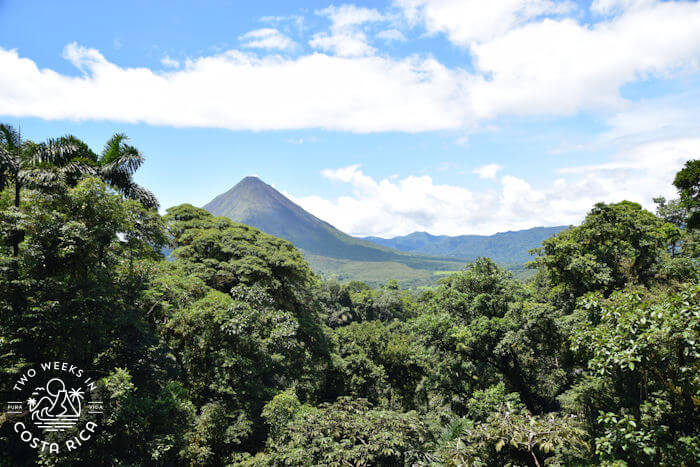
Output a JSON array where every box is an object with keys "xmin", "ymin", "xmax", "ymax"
[
  {"xmin": 202, "ymin": 176, "xmax": 568, "ymax": 285},
  {"xmin": 203, "ymin": 176, "xmax": 453, "ymax": 263},
  {"xmin": 363, "ymin": 225, "xmax": 568, "ymax": 265}
]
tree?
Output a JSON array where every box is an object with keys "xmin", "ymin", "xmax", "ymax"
[
  {"xmin": 266, "ymin": 397, "xmax": 430, "ymax": 466},
  {"xmin": 333, "ymin": 321, "xmax": 428, "ymax": 410},
  {"xmin": 164, "ymin": 204, "xmax": 314, "ymax": 308},
  {"xmin": 0, "ymin": 124, "xmax": 158, "ymax": 259},
  {"xmin": 0, "ymin": 177, "xmax": 165, "ymax": 367},
  {"xmin": 532, "ymin": 201, "xmax": 679, "ymax": 309},
  {"xmin": 673, "ymin": 159, "xmax": 700, "ymax": 229},
  {"xmin": 414, "ymin": 259, "xmax": 564, "ymax": 414},
  {"xmin": 425, "ymin": 257, "xmax": 524, "ymax": 321},
  {"xmin": 155, "ymin": 204, "xmax": 334, "ymax": 453},
  {"xmin": 0, "ymin": 178, "xmax": 178, "ymax": 464},
  {"xmin": 0, "ymin": 124, "xmax": 86, "ymax": 255},
  {"xmin": 435, "ymin": 403, "xmax": 588, "ymax": 467},
  {"xmin": 564, "ymin": 285, "xmax": 700, "ymax": 464}
]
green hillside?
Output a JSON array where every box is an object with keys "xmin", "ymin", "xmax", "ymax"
[
  {"xmin": 363, "ymin": 226, "xmax": 568, "ymax": 265},
  {"xmin": 305, "ymin": 254, "xmax": 467, "ymax": 288}
]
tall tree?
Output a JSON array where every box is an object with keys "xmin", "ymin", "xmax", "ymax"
[
  {"xmin": 0, "ymin": 124, "xmax": 159, "ymax": 256},
  {"xmin": 532, "ymin": 201, "xmax": 679, "ymax": 309},
  {"xmin": 0, "ymin": 124, "xmax": 86, "ymax": 255},
  {"xmin": 673, "ymin": 159, "xmax": 700, "ymax": 229}
]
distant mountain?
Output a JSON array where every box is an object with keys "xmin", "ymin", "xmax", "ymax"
[
  {"xmin": 203, "ymin": 177, "xmax": 567, "ymax": 286},
  {"xmin": 363, "ymin": 226, "xmax": 568, "ymax": 265},
  {"xmin": 204, "ymin": 176, "xmax": 421, "ymax": 262}
]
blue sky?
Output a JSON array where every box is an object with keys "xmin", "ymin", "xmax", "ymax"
[{"xmin": 1, "ymin": 0, "xmax": 699, "ymax": 236}]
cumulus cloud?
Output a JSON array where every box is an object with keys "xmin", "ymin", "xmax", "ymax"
[
  {"xmin": 309, "ymin": 33, "xmax": 376, "ymax": 57},
  {"xmin": 322, "ymin": 4, "xmax": 384, "ymax": 27},
  {"xmin": 601, "ymin": 93, "xmax": 700, "ymax": 146},
  {"xmin": 474, "ymin": 3, "xmax": 700, "ymax": 117},
  {"xmin": 260, "ymin": 14, "xmax": 305, "ymax": 32},
  {"xmin": 548, "ymin": 90, "xmax": 700, "ymax": 155},
  {"xmin": 240, "ymin": 28, "xmax": 296, "ymax": 51},
  {"xmin": 455, "ymin": 136, "xmax": 469, "ymax": 146},
  {"xmin": 396, "ymin": 0, "xmax": 575, "ymax": 44},
  {"xmin": 473, "ymin": 163, "xmax": 503, "ymax": 179},
  {"xmin": 1, "ymin": 1, "xmax": 700, "ymax": 132},
  {"xmin": 309, "ymin": 4, "xmax": 385, "ymax": 57},
  {"xmin": 0, "ymin": 43, "xmax": 466, "ymax": 132},
  {"xmin": 291, "ymin": 138, "xmax": 695, "ymax": 237}
]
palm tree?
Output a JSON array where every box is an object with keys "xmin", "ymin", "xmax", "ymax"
[
  {"xmin": 1, "ymin": 124, "xmax": 159, "ymax": 208},
  {"xmin": 0, "ymin": 125, "xmax": 95, "ymax": 206},
  {"xmin": 67, "ymin": 387, "xmax": 85, "ymax": 415},
  {"xmin": 0, "ymin": 124, "xmax": 87, "ymax": 255},
  {"xmin": 0, "ymin": 124, "xmax": 29, "ymax": 209},
  {"xmin": 1, "ymin": 124, "xmax": 159, "ymax": 256},
  {"xmin": 97, "ymin": 133, "xmax": 159, "ymax": 209}
]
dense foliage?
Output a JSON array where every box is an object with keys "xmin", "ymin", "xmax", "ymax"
[{"xmin": 0, "ymin": 126, "xmax": 698, "ymax": 465}]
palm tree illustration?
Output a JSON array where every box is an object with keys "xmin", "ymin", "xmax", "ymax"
[{"xmin": 68, "ymin": 388, "xmax": 85, "ymax": 415}]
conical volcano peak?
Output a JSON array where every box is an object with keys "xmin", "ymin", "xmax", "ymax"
[
  {"xmin": 203, "ymin": 176, "xmax": 401, "ymax": 261},
  {"xmin": 238, "ymin": 175, "xmax": 265, "ymax": 185}
]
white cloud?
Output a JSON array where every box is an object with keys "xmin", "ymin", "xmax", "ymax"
[
  {"xmin": 591, "ymin": 0, "xmax": 656, "ymax": 16},
  {"xmin": 0, "ymin": 43, "xmax": 467, "ymax": 132},
  {"xmin": 602, "ymin": 93, "xmax": 700, "ymax": 146},
  {"xmin": 240, "ymin": 28, "xmax": 296, "ymax": 51},
  {"xmin": 437, "ymin": 162, "xmax": 457, "ymax": 172},
  {"xmin": 260, "ymin": 14, "xmax": 305, "ymax": 31},
  {"xmin": 290, "ymin": 138, "xmax": 694, "ymax": 237},
  {"xmin": 318, "ymin": 5, "xmax": 384, "ymax": 29},
  {"xmin": 396, "ymin": 0, "xmax": 574, "ymax": 44},
  {"xmin": 468, "ymin": 1, "xmax": 700, "ymax": 118},
  {"xmin": 556, "ymin": 138, "xmax": 696, "ymax": 180},
  {"xmin": 309, "ymin": 33, "xmax": 376, "ymax": 57},
  {"xmin": 473, "ymin": 163, "xmax": 502, "ymax": 179},
  {"xmin": 548, "ymin": 91, "xmax": 700, "ymax": 155},
  {"xmin": 160, "ymin": 55, "xmax": 180, "ymax": 68},
  {"xmin": 377, "ymin": 28, "xmax": 408, "ymax": 42},
  {"xmin": 310, "ymin": 5, "xmax": 385, "ymax": 57},
  {"xmin": 391, "ymin": 0, "xmax": 700, "ymax": 118},
  {"xmin": 1, "ymin": 2, "xmax": 700, "ymax": 132}
]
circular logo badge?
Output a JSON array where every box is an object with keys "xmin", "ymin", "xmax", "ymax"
[{"xmin": 5, "ymin": 362, "xmax": 103, "ymax": 454}]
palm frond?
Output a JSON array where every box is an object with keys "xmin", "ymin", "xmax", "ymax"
[
  {"xmin": 100, "ymin": 166, "xmax": 132, "ymax": 191},
  {"xmin": 20, "ymin": 168, "xmax": 60, "ymax": 187},
  {"xmin": 102, "ymin": 167, "xmax": 160, "ymax": 209},
  {"xmin": 60, "ymin": 161, "xmax": 98, "ymax": 184},
  {"xmin": 100, "ymin": 133, "xmax": 128, "ymax": 164},
  {"xmin": 0, "ymin": 147, "xmax": 18, "ymax": 171},
  {"xmin": 125, "ymin": 183, "xmax": 160, "ymax": 209},
  {"xmin": 100, "ymin": 144, "xmax": 144, "ymax": 176},
  {"xmin": 31, "ymin": 138, "xmax": 78, "ymax": 166},
  {"xmin": 0, "ymin": 123, "xmax": 21, "ymax": 151}
]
